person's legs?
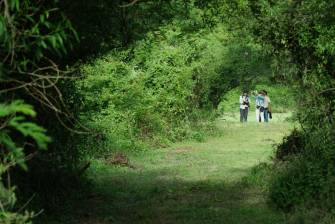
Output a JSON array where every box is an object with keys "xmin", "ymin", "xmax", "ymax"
[
  {"xmin": 256, "ymin": 108, "xmax": 260, "ymax": 122},
  {"xmin": 264, "ymin": 108, "xmax": 269, "ymax": 122},
  {"xmin": 244, "ymin": 108, "xmax": 249, "ymax": 122},
  {"xmin": 240, "ymin": 108, "xmax": 244, "ymax": 122},
  {"xmin": 260, "ymin": 111, "xmax": 264, "ymax": 122}
]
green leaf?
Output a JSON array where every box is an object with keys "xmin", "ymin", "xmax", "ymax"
[
  {"xmin": 0, "ymin": 132, "xmax": 27, "ymax": 169},
  {"xmin": 0, "ymin": 101, "xmax": 36, "ymax": 117},
  {"xmin": 40, "ymin": 14, "xmax": 45, "ymax": 23},
  {"xmin": 25, "ymin": 15, "xmax": 35, "ymax": 23},
  {"xmin": 0, "ymin": 101, "xmax": 51, "ymax": 151},
  {"xmin": 49, "ymin": 36, "xmax": 57, "ymax": 48},
  {"xmin": 41, "ymin": 40, "xmax": 48, "ymax": 49},
  {"xmin": 0, "ymin": 132, "xmax": 17, "ymax": 151},
  {"xmin": 10, "ymin": 0, "xmax": 20, "ymax": 11},
  {"xmin": 8, "ymin": 117, "xmax": 51, "ymax": 150}
]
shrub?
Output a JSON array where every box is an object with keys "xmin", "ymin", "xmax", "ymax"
[
  {"xmin": 275, "ymin": 129, "xmax": 304, "ymax": 161},
  {"xmin": 269, "ymin": 158, "xmax": 323, "ymax": 211},
  {"xmin": 74, "ymin": 24, "xmax": 254, "ymax": 157},
  {"xmin": 270, "ymin": 123, "xmax": 335, "ymax": 212},
  {"xmin": 251, "ymin": 0, "xmax": 335, "ymax": 216}
]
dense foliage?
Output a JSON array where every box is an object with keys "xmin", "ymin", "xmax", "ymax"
[
  {"xmin": 250, "ymin": 0, "xmax": 335, "ymax": 214},
  {"xmin": 74, "ymin": 22, "xmax": 271, "ymax": 155},
  {"xmin": 1, "ymin": 0, "xmax": 268, "ymax": 222},
  {"xmin": 1, "ymin": 0, "xmax": 75, "ymax": 222},
  {"xmin": 2, "ymin": 0, "xmax": 335, "ymax": 222}
]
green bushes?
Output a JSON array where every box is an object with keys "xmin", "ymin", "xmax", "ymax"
[
  {"xmin": 74, "ymin": 26, "xmax": 227, "ymax": 155},
  {"xmin": 1, "ymin": 1, "xmax": 261, "ymax": 220},
  {"xmin": 269, "ymin": 152, "xmax": 335, "ymax": 212},
  {"xmin": 269, "ymin": 158, "xmax": 320, "ymax": 211},
  {"xmin": 275, "ymin": 129, "xmax": 304, "ymax": 161},
  {"xmin": 249, "ymin": 0, "xmax": 335, "ymax": 216},
  {"xmin": 268, "ymin": 110, "xmax": 335, "ymax": 213},
  {"xmin": 1, "ymin": 0, "xmax": 79, "ymax": 221},
  {"xmin": 269, "ymin": 120, "xmax": 335, "ymax": 211},
  {"xmin": 66, "ymin": 0, "xmax": 276, "ymax": 160}
]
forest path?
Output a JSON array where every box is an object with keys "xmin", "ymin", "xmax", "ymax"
[{"xmin": 53, "ymin": 113, "xmax": 292, "ymax": 224}]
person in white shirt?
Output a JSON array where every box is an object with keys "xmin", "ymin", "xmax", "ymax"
[{"xmin": 239, "ymin": 92, "xmax": 250, "ymax": 122}]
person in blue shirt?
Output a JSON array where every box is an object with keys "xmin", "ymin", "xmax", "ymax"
[{"xmin": 255, "ymin": 91, "xmax": 265, "ymax": 122}]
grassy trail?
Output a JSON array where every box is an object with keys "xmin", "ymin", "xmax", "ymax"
[{"xmin": 51, "ymin": 113, "xmax": 292, "ymax": 224}]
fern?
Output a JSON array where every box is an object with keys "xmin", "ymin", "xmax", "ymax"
[
  {"xmin": 8, "ymin": 116, "xmax": 51, "ymax": 150},
  {"xmin": 0, "ymin": 101, "xmax": 51, "ymax": 154},
  {"xmin": 0, "ymin": 100, "xmax": 50, "ymax": 223},
  {"xmin": 0, "ymin": 101, "xmax": 36, "ymax": 117}
]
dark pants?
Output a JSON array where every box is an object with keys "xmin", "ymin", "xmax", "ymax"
[
  {"xmin": 264, "ymin": 108, "xmax": 269, "ymax": 122},
  {"xmin": 240, "ymin": 108, "xmax": 249, "ymax": 122}
]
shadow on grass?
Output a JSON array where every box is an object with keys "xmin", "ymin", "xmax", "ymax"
[{"xmin": 42, "ymin": 165, "xmax": 284, "ymax": 224}]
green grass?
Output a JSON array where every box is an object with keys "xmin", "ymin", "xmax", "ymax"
[{"xmin": 42, "ymin": 113, "xmax": 293, "ymax": 224}]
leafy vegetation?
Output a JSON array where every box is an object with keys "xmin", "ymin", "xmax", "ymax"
[
  {"xmin": 249, "ymin": 0, "xmax": 335, "ymax": 215},
  {"xmin": 0, "ymin": 101, "xmax": 50, "ymax": 223},
  {"xmin": 1, "ymin": 0, "xmax": 76, "ymax": 221},
  {"xmin": 1, "ymin": 0, "xmax": 335, "ymax": 223},
  {"xmin": 74, "ymin": 23, "xmax": 268, "ymax": 156}
]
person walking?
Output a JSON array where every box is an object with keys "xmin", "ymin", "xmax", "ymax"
[
  {"xmin": 239, "ymin": 92, "xmax": 250, "ymax": 122},
  {"xmin": 263, "ymin": 90, "xmax": 271, "ymax": 122},
  {"xmin": 255, "ymin": 91, "xmax": 265, "ymax": 122}
]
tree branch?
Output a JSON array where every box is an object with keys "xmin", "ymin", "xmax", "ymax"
[
  {"xmin": 319, "ymin": 87, "xmax": 335, "ymax": 95},
  {"xmin": 119, "ymin": 0, "xmax": 140, "ymax": 8}
]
